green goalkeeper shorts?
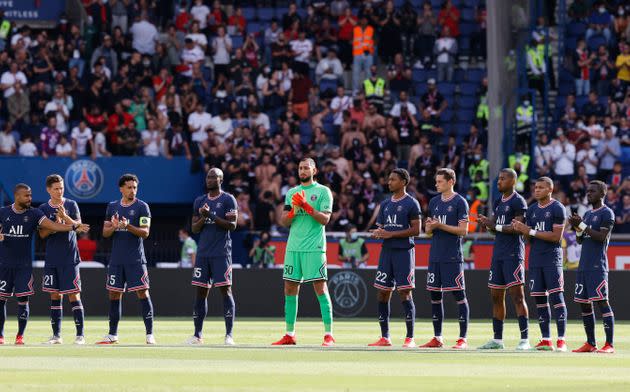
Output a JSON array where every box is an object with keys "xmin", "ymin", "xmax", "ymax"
[{"xmin": 283, "ymin": 251, "xmax": 328, "ymax": 283}]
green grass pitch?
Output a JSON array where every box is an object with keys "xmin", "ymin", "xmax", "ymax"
[{"xmin": 0, "ymin": 318, "xmax": 629, "ymax": 391}]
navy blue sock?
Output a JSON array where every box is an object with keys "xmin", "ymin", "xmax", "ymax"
[
  {"xmin": 223, "ymin": 294, "xmax": 235, "ymax": 337},
  {"xmin": 600, "ymin": 303, "xmax": 615, "ymax": 345},
  {"xmin": 535, "ymin": 296, "xmax": 551, "ymax": 339},
  {"xmin": 108, "ymin": 299, "xmax": 121, "ymax": 336},
  {"xmin": 193, "ymin": 296, "xmax": 207, "ymax": 338},
  {"xmin": 518, "ymin": 315, "xmax": 529, "ymax": 340},
  {"xmin": 50, "ymin": 299, "xmax": 62, "ymax": 337},
  {"xmin": 401, "ymin": 299, "xmax": 415, "ymax": 339},
  {"xmin": 71, "ymin": 300, "xmax": 84, "ymax": 336},
  {"xmin": 550, "ymin": 292, "xmax": 567, "ymax": 338},
  {"xmin": 430, "ymin": 291, "xmax": 443, "ymax": 337},
  {"xmin": 581, "ymin": 307, "xmax": 596, "ymax": 346},
  {"xmin": 492, "ymin": 318, "xmax": 504, "ymax": 340},
  {"xmin": 17, "ymin": 298, "xmax": 29, "ymax": 336},
  {"xmin": 0, "ymin": 299, "xmax": 6, "ymax": 337},
  {"xmin": 453, "ymin": 291, "xmax": 469, "ymax": 338},
  {"xmin": 378, "ymin": 301, "xmax": 390, "ymax": 338},
  {"xmin": 140, "ymin": 297, "xmax": 154, "ymax": 335}
]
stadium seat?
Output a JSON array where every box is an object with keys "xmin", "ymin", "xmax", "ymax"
[
  {"xmin": 587, "ymin": 34, "xmax": 607, "ymax": 51},
  {"xmin": 461, "ymin": 8, "xmax": 475, "ymax": 22},
  {"xmin": 275, "ymin": 7, "xmax": 288, "ymax": 19},
  {"xmin": 441, "ymin": 109, "xmax": 455, "ymax": 122},
  {"xmin": 564, "ymin": 36, "xmax": 577, "ymax": 51},
  {"xmin": 621, "ymin": 147, "xmax": 630, "ymax": 164},
  {"xmin": 457, "ymin": 96, "xmax": 476, "ymax": 110},
  {"xmin": 460, "ymin": 82, "xmax": 478, "ymax": 96},
  {"xmin": 258, "ymin": 8, "xmax": 274, "ymax": 21},
  {"xmin": 232, "ymin": 35, "xmax": 244, "ymax": 49},
  {"xmin": 299, "ymin": 121, "xmax": 312, "ymax": 145},
  {"xmin": 466, "ymin": 68, "xmax": 485, "ymax": 83},
  {"xmin": 438, "ymin": 82, "xmax": 456, "ymax": 96},
  {"xmin": 242, "ymin": 7, "xmax": 256, "ymax": 21},
  {"xmin": 576, "ymin": 95, "xmax": 589, "ymax": 111},
  {"xmin": 457, "ymin": 109, "xmax": 475, "ymax": 123},
  {"xmin": 430, "ymin": 0, "xmax": 442, "ymax": 8},
  {"xmin": 459, "ymin": 23, "xmax": 478, "ymax": 36},
  {"xmin": 455, "ymin": 122, "xmax": 470, "ymax": 137},
  {"xmin": 599, "ymin": 96, "xmax": 609, "ymax": 107},
  {"xmin": 412, "ymin": 69, "xmax": 428, "ymax": 83},
  {"xmin": 567, "ymin": 21, "xmax": 587, "ymax": 37},
  {"xmin": 414, "ymin": 82, "xmax": 428, "ymax": 97},
  {"xmin": 319, "ymin": 79, "xmax": 338, "ymax": 95},
  {"xmin": 247, "ymin": 22, "xmax": 261, "ymax": 35},
  {"xmin": 459, "ymin": 37, "xmax": 471, "ymax": 53},
  {"xmin": 558, "ymin": 80, "xmax": 574, "ymax": 96},
  {"xmin": 453, "ymin": 68, "xmax": 466, "ymax": 83}
]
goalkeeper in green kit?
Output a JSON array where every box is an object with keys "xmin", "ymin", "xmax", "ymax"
[{"xmin": 272, "ymin": 158, "xmax": 335, "ymax": 346}]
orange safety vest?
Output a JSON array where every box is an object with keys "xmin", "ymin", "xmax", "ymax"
[
  {"xmin": 468, "ymin": 199, "xmax": 481, "ymax": 233},
  {"xmin": 352, "ymin": 25, "xmax": 374, "ymax": 56}
]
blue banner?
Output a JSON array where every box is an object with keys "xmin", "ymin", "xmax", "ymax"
[
  {"xmin": 0, "ymin": 157, "xmax": 205, "ymax": 204},
  {"xmin": 1, "ymin": 0, "xmax": 65, "ymax": 22}
]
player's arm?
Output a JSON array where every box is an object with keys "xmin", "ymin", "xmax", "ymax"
[
  {"xmin": 213, "ymin": 210, "xmax": 237, "ymax": 231},
  {"xmin": 434, "ymin": 219, "xmax": 468, "ymax": 237},
  {"xmin": 40, "ymin": 217, "xmax": 89, "ymax": 234},
  {"xmin": 124, "ymin": 216, "xmax": 150, "ymax": 239},
  {"xmin": 481, "ymin": 213, "xmax": 524, "ymax": 234},
  {"xmin": 280, "ymin": 205, "xmax": 295, "ymax": 227},
  {"xmin": 371, "ymin": 218, "xmax": 421, "ymax": 239},
  {"xmin": 291, "ymin": 190, "xmax": 331, "ymax": 226},
  {"xmin": 513, "ymin": 219, "xmax": 564, "ymax": 243},
  {"xmin": 570, "ymin": 212, "xmax": 613, "ymax": 242}
]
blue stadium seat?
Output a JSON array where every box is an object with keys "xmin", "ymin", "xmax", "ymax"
[
  {"xmin": 466, "ymin": 68, "xmax": 485, "ymax": 83},
  {"xmin": 258, "ymin": 8, "xmax": 274, "ymax": 21},
  {"xmin": 459, "ymin": 36, "xmax": 471, "ymax": 52},
  {"xmin": 587, "ymin": 34, "xmax": 607, "ymax": 51},
  {"xmin": 242, "ymin": 7, "xmax": 256, "ymax": 20},
  {"xmin": 430, "ymin": 0, "xmax": 442, "ymax": 8},
  {"xmin": 461, "ymin": 8, "xmax": 475, "ymax": 22},
  {"xmin": 459, "ymin": 23, "xmax": 478, "ymax": 36},
  {"xmin": 412, "ymin": 68, "xmax": 428, "ymax": 82},
  {"xmin": 558, "ymin": 80, "xmax": 574, "ymax": 96},
  {"xmin": 460, "ymin": 82, "xmax": 478, "ymax": 96},
  {"xmin": 457, "ymin": 109, "xmax": 475, "ymax": 123},
  {"xmin": 426, "ymin": 69, "xmax": 437, "ymax": 81},
  {"xmin": 599, "ymin": 96, "xmax": 609, "ymax": 107},
  {"xmin": 231, "ymin": 35, "xmax": 244, "ymax": 49},
  {"xmin": 441, "ymin": 109, "xmax": 455, "ymax": 122},
  {"xmin": 275, "ymin": 7, "xmax": 288, "ymax": 19},
  {"xmin": 567, "ymin": 21, "xmax": 587, "ymax": 37},
  {"xmin": 576, "ymin": 95, "xmax": 589, "ymax": 111},
  {"xmin": 457, "ymin": 96, "xmax": 476, "ymax": 109},
  {"xmin": 455, "ymin": 122, "xmax": 470, "ymax": 137},
  {"xmin": 319, "ymin": 79, "xmax": 338, "ymax": 94},
  {"xmin": 414, "ymin": 82, "xmax": 428, "ymax": 97},
  {"xmin": 438, "ymin": 82, "xmax": 456, "ymax": 96},
  {"xmin": 247, "ymin": 22, "xmax": 261, "ymax": 35},
  {"xmin": 453, "ymin": 68, "xmax": 466, "ymax": 83},
  {"xmin": 299, "ymin": 121, "xmax": 312, "ymax": 145},
  {"xmin": 565, "ymin": 36, "xmax": 578, "ymax": 51},
  {"xmin": 621, "ymin": 147, "xmax": 630, "ymax": 165}
]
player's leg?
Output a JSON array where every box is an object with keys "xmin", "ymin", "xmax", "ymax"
[
  {"xmin": 212, "ymin": 257, "xmax": 235, "ymax": 343},
  {"xmin": 67, "ymin": 292, "xmax": 85, "ymax": 343},
  {"xmin": 191, "ymin": 256, "xmax": 212, "ymax": 342},
  {"xmin": 481, "ymin": 258, "xmax": 506, "ymax": 349},
  {"xmin": 371, "ymin": 250, "xmax": 395, "ymax": 345},
  {"xmin": 529, "ymin": 266, "xmax": 553, "ymax": 350},
  {"xmin": 60, "ymin": 264, "xmax": 85, "ymax": 343},
  {"xmin": 546, "ymin": 266, "xmax": 567, "ymax": 350},
  {"xmin": 445, "ymin": 263, "xmax": 468, "ymax": 349},
  {"xmin": 14, "ymin": 266, "xmax": 34, "ymax": 344},
  {"xmin": 125, "ymin": 263, "xmax": 153, "ymax": 342},
  {"xmin": 595, "ymin": 299, "xmax": 615, "ymax": 353},
  {"xmin": 273, "ymin": 251, "xmax": 302, "ymax": 344},
  {"xmin": 0, "ymin": 267, "xmax": 15, "ymax": 343},
  {"xmin": 572, "ymin": 271, "xmax": 597, "ymax": 352},
  {"xmin": 312, "ymin": 279, "xmax": 335, "ymax": 346},
  {"xmin": 395, "ymin": 248, "xmax": 416, "ymax": 346},
  {"xmin": 98, "ymin": 264, "xmax": 124, "ymax": 344},
  {"xmin": 42, "ymin": 266, "xmax": 62, "ymax": 341},
  {"xmin": 421, "ymin": 262, "xmax": 444, "ymax": 348},
  {"xmin": 0, "ymin": 296, "xmax": 6, "ymax": 344},
  {"xmin": 135, "ymin": 288, "xmax": 155, "ymax": 343},
  {"xmin": 284, "ymin": 279, "xmax": 301, "ymax": 335},
  {"xmin": 507, "ymin": 284, "xmax": 530, "ymax": 349}
]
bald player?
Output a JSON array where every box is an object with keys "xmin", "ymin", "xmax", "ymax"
[{"xmin": 186, "ymin": 168, "xmax": 238, "ymax": 345}]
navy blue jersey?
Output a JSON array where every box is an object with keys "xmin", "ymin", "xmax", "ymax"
[
  {"xmin": 376, "ymin": 193, "xmax": 422, "ymax": 249},
  {"xmin": 39, "ymin": 199, "xmax": 81, "ymax": 266},
  {"xmin": 579, "ymin": 206, "xmax": 614, "ymax": 272},
  {"xmin": 0, "ymin": 205, "xmax": 46, "ymax": 267},
  {"xmin": 526, "ymin": 199, "xmax": 566, "ymax": 268},
  {"xmin": 193, "ymin": 192, "xmax": 238, "ymax": 258},
  {"xmin": 105, "ymin": 199, "xmax": 151, "ymax": 265},
  {"xmin": 492, "ymin": 192, "xmax": 527, "ymax": 261},
  {"xmin": 428, "ymin": 193, "xmax": 469, "ymax": 263}
]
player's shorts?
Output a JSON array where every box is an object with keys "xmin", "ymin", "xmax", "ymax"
[
  {"xmin": 192, "ymin": 256, "xmax": 233, "ymax": 288},
  {"xmin": 283, "ymin": 251, "xmax": 327, "ymax": 283},
  {"xmin": 528, "ymin": 266, "xmax": 564, "ymax": 296},
  {"xmin": 106, "ymin": 263, "xmax": 150, "ymax": 292},
  {"xmin": 426, "ymin": 262, "xmax": 465, "ymax": 292},
  {"xmin": 574, "ymin": 270, "xmax": 608, "ymax": 303},
  {"xmin": 488, "ymin": 258, "xmax": 525, "ymax": 289},
  {"xmin": 0, "ymin": 266, "xmax": 34, "ymax": 298},
  {"xmin": 374, "ymin": 247, "xmax": 415, "ymax": 291},
  {"xmin": 42, "ymin": 265, "xmax": 81, "ymax": 294}
]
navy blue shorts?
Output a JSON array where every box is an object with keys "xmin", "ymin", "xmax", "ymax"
[
  {"xmin": 0, "ymin": 266, "xmax": 34, "ymax": 298},
  {"xmin": 574, "ymin": 271, "xmax": 608, "ymax": 303},
  {"xmin": 488, "ymin": 258, "xmax": 524, "ymax": 289},
  {"xmin": 528, "ymin": 266, "xmax": 564, "ymax": 296},
  {"xmin": 373, "ymin": 247, "xmax": 415, "ymax": 291},
  {"xmin": 106, "ymin": 264, "xmax": 150, "ymax": 292},
  {"xmin": 426, "ymin": 262, "xmax": 465, "ymax": 292},
  {"xmin": 192, "ymin": 256, "xmax": 233, "ymax": 288},
  {"xmin": 42, "ymin": 265, "xmax": 81, "ymax": 294}
]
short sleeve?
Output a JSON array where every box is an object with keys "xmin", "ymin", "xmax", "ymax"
[
  {"xmin": 227, "ymin": 194, "xmax": 238, "ymax": 213},
  {"xmin": 408, "ymin": 198, "xmax": 422, "ymax": 220},
  {"xmin": 105, "ymin": 203, "xmax": 113, "ymax": 221},
  {"xmin": 525, "ymin": 206, "xmax": 533, "ymax": 226},
  {"xmin": 428, "ymin": 198, "xmax": 435, "ymax": 219},
  {"xmin": 458, "ymin": 197, "xmax": 469, "ymax": 223},
  {"xmin": 553, "ymin": 204, "xmax": 566, "ymax": 226},
  {"xmin": 33, "ymin": 208, "xmax": 46, "ymax": 226},
  {"xmin": 192, "ymin": 197, "xmax": 201, "ymax": 217},
  {"xmin": 284, "ymin": 188, "xmax": 293, "ymax": 207},
  {"xmin": 319, "ymin": 187, "xmax": 333, "ymax": 213},
  {"xmin": 601, "ymin": 209, "xmax": 615, "ymax": 230},
  {"xmin": 72, "ymin": 201, "xmax": 81, "ymax": 222},
  {"xmin": 515, "ymin": 197, "xmax": 527, "ymax": 217},
  {"xmin": 139, "ymin": 202, "xmax": 151, "ymax": 227},
  {"xmin": 376, "ymin": 202, "xmax": 385, "ymax": 226}
]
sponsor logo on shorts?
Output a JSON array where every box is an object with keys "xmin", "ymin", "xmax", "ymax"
[{"xmin": 329, "ymin": 271, "xmax": 367, "ymax": 317}]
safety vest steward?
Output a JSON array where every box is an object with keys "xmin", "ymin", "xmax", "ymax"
[
  {"xmin": 340, "ymin": 238, "xmax": 365, "ymax": 260},
  {"xmin": 0, "ymin": 20, "xmax": 10, "ymax": 40},
  {"xmin": 364, "ymin": 78, "xmax": 385, "ymax": 97},
  {"xmin": 353, "ymin": 25, "xmax": 375, "ymax": 56},
  {"xmin": 516, "ymin": 105, "xmax": 533, "ymax": 127}
]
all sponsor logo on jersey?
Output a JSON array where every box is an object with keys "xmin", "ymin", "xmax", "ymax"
[
  {"xmin": 65, "ymin": 160, "xmax": 104, "ymax": 200},
  {"xmin": 329, "ymin": 271, "xmax": 367, "ymax": 317}
]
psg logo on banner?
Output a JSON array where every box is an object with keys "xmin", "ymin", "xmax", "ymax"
[
  {"xmin": 329, "ymin": 271, "xmax": 367, "ymax": 317},
  {"xmin": 64, "ymin": 160, "xmax": 104, "ymax": 200}
]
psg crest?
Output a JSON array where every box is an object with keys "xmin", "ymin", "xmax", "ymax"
[
  {"xmin": 64, "ymin": 160, "xmax": 104, "ymax": 200},
  {"xmin": 329, "ymin": 271, "xmax": 367, "ymax": 317}
]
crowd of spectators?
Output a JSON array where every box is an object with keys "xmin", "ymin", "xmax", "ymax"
[
  {"xmin": 546, "ymin": 0, "xmax": 630, "ymax": 232},
  {"xmin": 0, "ymin": 0, "xmax": 492, "ymax": 235}
]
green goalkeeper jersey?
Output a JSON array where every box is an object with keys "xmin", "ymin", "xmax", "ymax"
[{"xmin": 285, "ymin": 182, "xmax": 333, "ymax": 253}]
